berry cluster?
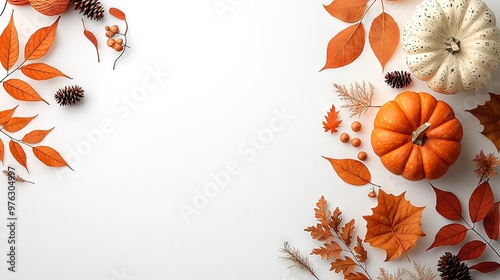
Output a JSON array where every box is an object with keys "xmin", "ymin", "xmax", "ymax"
[
  {"xmin": 339, "ymin": 121, "xmax": 367, "ymax": 161},
  {"xmin": 105, "ymin": 25, "xmax": 124, "ymax": 52}
]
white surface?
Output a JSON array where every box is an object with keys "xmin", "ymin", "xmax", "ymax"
[{"xmin": 0, "ymin": 0, "xmax": 499, "ymax": 279}]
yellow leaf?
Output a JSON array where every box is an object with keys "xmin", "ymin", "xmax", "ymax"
[
  {"xmin": 369, "ymin": 12, "xmax": 400, "ymax": 70},
  {"xmin": 3, "ymin": 79, "xmax": 48, "ymax": 104},
  {"xmin": 0, "ymin": 11, "xmax": 19, "ymax": 71},
  {"xmin": 21, "ymin": 63, "xmax": 71, "ymax": 80},
  {"xmin": 24, "ymin": 16, "xmax": 60, "ymax": 60},
  {"xmin": 322, "ymin": 23, "xmax": 365, "ymax": 70}
]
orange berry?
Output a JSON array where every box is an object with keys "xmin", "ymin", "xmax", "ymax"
[
  {"xmin": 351, "ymin": 137, "xmax": 361, "ymax": 147},
  {"xmin": 357, "ymin": 151, "xmax": 368, "ymax": 161},
  {"xmin": 110, "ymin": 25, "xmax": 119, "ymax": 34},
  {"xmin": 113, "ymin": 43, "xmax": 124, "ymax": 52},
  {"xmin": 351, "ymin": 121, "xmax": 362, "ymax": 132},
  {"xmin": 107, "ymin": 38, "xmax": 116, "ymax": 47},
  {"xmin": 340, "ymin": 133, "xmax": 350, "ymax": 143},
  {"xmin": 105, "ymin": 26, "xmax": 111, "ymax": 31},
  {"xmin": 105, "ymin": 30, "xmax": 115, "ymax": 38},
  {"xmin": 368, "ymin": 190, "xmax": 377, "ymax": 198}
]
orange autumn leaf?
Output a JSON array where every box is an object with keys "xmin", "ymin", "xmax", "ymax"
[
  {"xmin": 340, "ymin": 219, "xmax": 355, "ymax": 247},
  {"xmin": 32, "ymin": 146, "xmax": 72, "ymax": 170},
  {"xmin": 3, "ymin": 115, "xmax": 37, "ymax": 133},
  {"xmin": 368, "ymin": 12, "xmax": 400, "ymax": 70},
  {"xmin": 324, "ymin": 0, "xmax": 366, "ymax": 23},
  {"xmin": 323, "ymin": 157, "xmax": 371, "ymax": 186},
  {"xmin": 323, "ymin": 104, "xmax": 342, "ymax": 134},
  {"xmin": 315, "ymin": 195, "xmax": 331, "ymax": 225},
  {"xmin": 363, "ymin": 190, "xmax": 425, "ymax": 261},
  {"xmin": 345, "ymin": 272, "xmax": 370, "ymax": 280},
  {"xmin": 466, "ymin": 93, "xmax": 500, "ymax": 152},
  {"xmin": 305, "ymin": 224, "xmax": 334, "ymax": 242},
  {"xmin": 24, "ymin": 16, "xmax": 59, "ymax": 60},
  {"xmin": 22, "ymin": 127, "xmax": 54, "ymax": 144},
  {"xmin": 0, "ymin": 138, "xmax": 4, "ymax": 164},
  {"xmin": 109, "ymin": 7, "xmax": 126, "ymax": 21},
  {"xmin": 322, "ymin": 23, "xmax": 365, "ymax": 70},
  {"xmin": 354, "ymin": 236, "xmax": 367, "ymax": 262},
  {"xmin": 0, "ymin": 11, "xmax": 19, "ymax": 71},
  {"xmin": 9, "ymin": 140, "xmax": 27, "ymax": 172},
  {"xmin": 330, "ymin": 256, "xmax": 357, "ymax": 275},
  {"xmin": 427, "ymin": 223, "xmax": 469, "ymax": 250},
  {"xmin": 0, "ymin": 105, "xmax": 18, "ymax": 125},
  {"xmin": 331, "ymin": 207, "xmax": 343, "ymax": 233},
  {"xmin": 3, "ymin": 79, "xmax": 48, "ymax": 104},
  {"xmin": 457, "ymin": 240, "xmax": 486, "ymax": 261},
  {"xmin": 82, "ymin": 19, "xmax": 100, "ymax": 62},
  {"xmin": 470, "ymin": 261, "xmax": 500, "ymax": 273},
  {"xmin": 484, "ymin": 201, "xmax": 500, "ymax": 241},
  {"xmin": 21, "ymin": 63, "xmax": 71, "ymax": 80},
  {"xmin": 311, "ymin": 241, "xmax": 343, "ymax": 260},
  {"xmin": 469, "ymin": 180, "xmax": 494, "ymax": 223}
]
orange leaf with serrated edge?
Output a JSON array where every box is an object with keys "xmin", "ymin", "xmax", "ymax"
[
  {"xmin": 470, "ymin": 261, "xmax": 500, "ymax": 273},
  {"xmin": 330, "ymin": 256, "xmax": 356, "ymax": 275},
  {"xmin": 323, "ymin": 104, "xmax": 342, "ymax": 134},
  {"xmin": 0, "ymin": 11, "xmax": 19, "ymax": 71},
  {"xmin": 427, "ymin": 223, "xmax": 468, "ymax": 250},
  {"xmin": 22, "ymin": 128, "xmax": 54, "ymax": 144},
  {"xmin": 82, "ymin": 19, "xmax": 100, "ymax": 62},
  {"xmin": 431, "ymin": 183, "xmax": 463, "ymax": 220},
  {"xmin": 3, "ymin": 115, "xmax": 37, "ymax": 133},
  {"xmin": 363, "ymin": 190, "xmax": 425, "ymax": 261},
  {"xmin": 322, "ymin": 23, "xmax": 365, "ymax": 70},
  {"xmin": 311, "ymin": 241, "xmax": 342, "ymax": 260},
  {"xmin": 467, "ymin": 93, "xmax": 500, "ymax": 151},
  {"xmin": 324, "ymin": 0, "xmax": 366, "ymax": 23},
  {"xmin": 305, "ymin": 224, "xmax": 334, "ymax": 242},
  {"xmin": 315, "ymin": 196, "xmax": 331, "ymax": 225},
  {"xmin": 32, "ymin": 146, "xmax": 72, "ymax": 170},
  {"xmin": 354, "ymin": 236, "xmax": 367, "ymax": 262},
  {"xmin": 457, "ymin": 240, "xmax": 486, "ymax": 261},
  {"xmin": 330, "ymin": 207, "xmax": 342, "ymax": 233},
  {"xmin": 369, "ymin": 12, "xmax": 399, "ymax": 70},
  {"xmin": 469, "ymin": 181, "xmax": 494, "ymax": 223},
  {"xmin": 24, "ymin": 16, "xmax": 59, "ymax": 60},
  {"xmin": 484, "ymin": 201, "xmax": 499, "ymax": 241},
  {"xmin": 340, "ymin": 219, "xmax": 355, "ymax": 246},
  {"xmin": 0, "ymin": 105, "xmax": 18, "ymax": 126},
  {"xmin": 9, "ymin": 140, "xmax": 27, "ymax": 172},
  {"xmin": 345, "ymin": 272, "xmax": 370, "ymax": 280},
  {"xmin": 0, "ymin": 138, "xmax": 4, "ymax": 164},
  {"xmin": 323, "ymin": 157, "xmax": 371, "ymax": 186},
  {"xmin": 21, "ymin": 63, "xmax": 71, "ymax": 80},
  {"xmin": 3, "ymin": 79, "xmax": 48, "ymax": 104},
  {"xmin": 109, "ymin": 7, "xmax": 126, "ymax": 20}
]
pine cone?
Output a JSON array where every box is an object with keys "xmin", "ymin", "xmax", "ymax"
[
  {"xmin": 384, "ymin": 70, "xmax": 412, "ymax": 89},
  {"xmin": 73, "ymin": 0, "xmax": 104, "ymax": 21},
  {"xmin": 55, "ymin": 85, "xmax": 85, "ymax": 106},
  {"xmin": 437, "ymin": 252, "xmax": 472, "ymax": 280}
]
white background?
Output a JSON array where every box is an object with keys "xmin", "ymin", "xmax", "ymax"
[{"xmin": 0, "ymin": 0, "xmax": 499, "ymax": 279}]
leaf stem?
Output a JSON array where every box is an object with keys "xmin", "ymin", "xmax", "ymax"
[
  {"xmin": 461, "ymin": 216, "xmax": 500, "ymax": 259},
  {"xmin": 113, "ymin": 20, "xmax": 129, "ymax": 70},
  {"xmin": 334, "ymin": 231, "xmax": 373, "ymax": 280},
  {"xmin": 0, "ymin": 1, "xmax": 7, "ymax": 17},
  {"xmin": 0, "ymin": 128, "xmax": 34, "ymax": 148}
]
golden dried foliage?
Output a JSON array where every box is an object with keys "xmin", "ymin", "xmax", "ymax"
[{"xmin": 334, "ymin": 82, "xmax": 375, "ymax": 117}]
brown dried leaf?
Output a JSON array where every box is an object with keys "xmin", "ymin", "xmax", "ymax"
[
  {"xmin": 24, "ymin": 16, "xmax": 59, "ymax": 60},
  {"xmin": 305, "ymin": 224, "xmax": 334, "ymax": 242},
  {"xmin": 363, "ymin": 190, "xmax": 426, "ymax": 261},
  {"xmin": 345, "ymin": 272, "xmax": 370, "ymax": 280},
  {"xmin": 315, "ymin": 196, "xmax": 331, "ymax": 225},
  {"xmin": 323, "ymin": 157, "xmax": 371, "ymax": 186},
  {"xmin": 467, "ymin": 93, "xmax": 500, "ymax": 152},
  {"xmin": 311, "ymin": 241, "xmax": 342, "ymax": 260},
  {"xmin": 340, "ymin": 219, "xmax": 355, "ymax": 247},
  {"xmin": 330, "ymin": 207, "xmax": 343, "ymax": 233},
  {"xmin": 0, "ymin": 11, "xmax": 19, "ymax": 71},
  {"xmin": 330, "ymin": 256, "xmax": 357, "ymax": 275},
  {"xmin": 354, "ymin": 236, "xmax": 367, "ymax": 262}
]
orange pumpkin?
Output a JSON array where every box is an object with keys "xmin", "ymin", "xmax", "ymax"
[{"xmin": 371, "ymin": 91, "xmax": 463, "ymax": 181}]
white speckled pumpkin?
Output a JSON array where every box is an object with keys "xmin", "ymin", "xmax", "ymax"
[{"xmin": 402, "ymin": 0, "xmax": 500, "ymax": 94}]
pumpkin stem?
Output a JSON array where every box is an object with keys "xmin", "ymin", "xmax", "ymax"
[
  {"xmin": 446, "ymin": 37, "xmax": 461, "ymax": 54},
  {"xmin": 412, "ymin": 122, "xmax": 431, "ymax": 146}
]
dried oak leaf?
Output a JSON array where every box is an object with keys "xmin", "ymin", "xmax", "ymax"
[
  {"xmin": 340, "ymin": 219, "xmax": 355, "ymax": 247},
  {"xmin": 314, "ymin": 195, "xmax": 331, "ymax": 225},
  {"xmin": 305, "ymin": 223, "xmax": 334, "ymax": 242},
  {"xmin": 311, "ymin": 241, "xmax": 342, "ymax": 260},
  {"xmin": 330, "ymin": 256, "xmax": 357, "ymax": 275},
  {"xmin": 363, "ymin": 189, "xmax": 425, "ymax": 261},
  {"xmin": 323, "ymin": 104, "xmax": 342, "ymax": 134},
  {"xmin": 324, "ymin": 0, "xmax": 366, "ymax": 23},
  {"xmin": 354, "ymin": 236, "xmax": 367, "ymax": 262},
  {"xmin": 323, "ymin": 157, "xmax": 371, "ymax": 186},
  {"xmin": 330, "ymin": 207, "xmax": 343, "ymax": 233},
  {"xmin": 467, "ymin": 92, "xmax": 500, "ymax": 152},
  {"xmin": 368, "ymin": 12, "xmax": 400, "ymax": 70},
  {"xmin": 345, "ymin": 272, "xmax": 370, "ymax": 280}
]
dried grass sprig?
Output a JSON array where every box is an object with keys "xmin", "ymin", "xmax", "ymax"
[
  {"xmin": 280, "ymin": 241, "xmax": 319, "ymax": 280},
  {"xmin": 3, "ymin": 170, "xmax": 34, "ymax": 184},
  {"xmin": 334, "ymin": 81, "xmax": 378, "ymax": 117},
  {"xmin": 377, "ymin": 267, "xmax": 404, "ymax": 280},
  {"xmin": 403, "ymin": 261, "xmax": 437, "ymax": 280}
]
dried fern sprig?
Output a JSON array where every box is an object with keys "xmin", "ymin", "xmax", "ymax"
[
  {"xmin": 280, "ymin": 241, "xmax": 319, "ymax": 280},
  {"xmin": 334, "ymin": 81, "xmax": 378, "ymax": 117},
  {"xmin": 3, "ymin": 170, "xmax": 34, "ymax": 184},
  {"xmin": 403, "ymin": 261, "xmax": 437, "ymax": 280},
  {"xmin": 377, "ymin": 267, "xmax": 404, "ymax": 280}
]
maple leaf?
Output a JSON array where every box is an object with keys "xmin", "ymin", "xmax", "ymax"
[
  {"xmin": 467, "ymin": 93, "xmax": 500, "ymax": 152},
  {"xmin": 363, "ymin": 189, "xmax": 425, "ymax": 261},
  {"xmin": 323, "ymin": 105, "xmax": 342, "ymax": 134}
]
